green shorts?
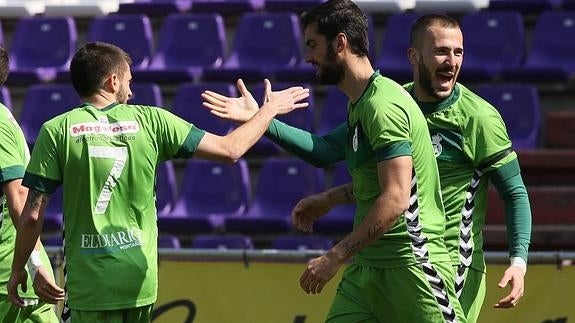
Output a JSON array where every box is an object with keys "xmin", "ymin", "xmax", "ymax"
[
  {"xmin": 326, "ymin": 262, "xmax": 466, "ymax": 323},
  {"xmin": 455, "ymin": 265, "xmax": 486, "ymax": 323},
  {"xmin": 64, "ymin": 304, "xmax": 153, "ymax": 323},
  {"xmin": 0, "ymin": 296, "xmax": 58, "ymax": 323}
]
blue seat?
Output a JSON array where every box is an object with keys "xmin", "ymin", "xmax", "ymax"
[
  {"xmin": 271, "ymin": 235, "xmax": 333, "ymax": 250},
  {"xmin": 129, "ymin": 83, "xmax": 163, "ymax": 107},
  {"xmin": 225, "ymin": 157, "xmax": 325, "ymax": 233},
  {"xmin": 156, "ymin": 160, "xmax": 177, "ymax": 217},
  {"xmin": 133, "ymin": 13, "xmax": 226, "ymax": 84},
  {"xmin": 476, "ymin": 84, "xmax": 541, "ymax": 150},
  {"xmin": 171, "ymin": 82, "xmax": 235, "ymax": 135},
  {"xmin": 314, "ymin": 162, "xmax": 355, "ymax": 234},
  {"xmin": 159, "ymin": 159, "xmax": 251, "ymax": 233},
  {"xmin": 19, "ymin": 84, "xmax": 82, "ymax": 146},
  {"xmin": 375, "ymin": 12, "xmax": 420, "ymax": 84},
  {"xmin": 192, "ymin": 0, "xmax": 264, "ymax": 14},
  {"xmin": 202, "ymin": 12, "xmax": 302, "ymax": 82},
  {"xmin": 459, "ymin": 11, "xmax": 525, "ymax": 83},
  {"xmin": 488, "ymin": 0, "xmax": 563, "ymax": 13},
  {"xmin": 264, "ymin": 0, "xmax": 326, "ymax": 12},
  {"xmin": 117, "ymin": 0, "xmax": 192, "ymax": 16},
  {"xmin": 8, "ymin": 16, "xmax": 76, "ymax": 85},
  {"xmin": 0, "ymin": 86, "xmax": 12, "ymax": 110},
  {"xmin": 191, "ymin": 234, "xmax": 254, "ymax": 249},
  {"xmin": 158, "ymin": 235, "xmax": 181, "ymax": 248},
  {"xmin": 317, "ymin": 86, "xmax": 348, "ymax": 135},
  {"xmin": 502, "ymin": 11, "xmax": 575, "ymax": 83}
]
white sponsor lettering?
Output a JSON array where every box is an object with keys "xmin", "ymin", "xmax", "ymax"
[{"xmin": 80, "ymin": 228, "xmax": 144, "ymax": 250}]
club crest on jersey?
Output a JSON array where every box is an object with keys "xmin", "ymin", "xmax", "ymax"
[
  {"xmin": 352, "ymin": 126, "xmax": 359, "ymax": 152},
  {"xmin": 432, "ymin": 133, "xmax": 443, "ymax": 157}
]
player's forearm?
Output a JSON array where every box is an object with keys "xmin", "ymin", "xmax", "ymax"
[
  {"xmin": 328, "ymin": 192, "xmax": 405, "ymax": 263},
  {"xmin": 323, "ymin": 183, "xmax": 355, "ymax": 206},
  {"xmin": 11, "ymin": 189, "xmax": 48, "ymax": 270},
  {"xmin": 266, "ymin": 120, "xmax": 346, "ymax": 167},
  {"xmin": 491, "ymin": 160, "xmax": 532, "ymax": 262}
]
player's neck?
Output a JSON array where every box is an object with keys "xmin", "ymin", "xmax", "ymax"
[
  {"xmin": 85, "ymin": 91, "xmax": 118, "ymax": 109},
  {"xmin": 338, "ymin": 57, "xmax": 374, "ymax": 103}
]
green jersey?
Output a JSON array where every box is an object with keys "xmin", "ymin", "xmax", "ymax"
[
  {"xmin": 347, "ymin": 72, "xmax": 450, "ymax": 268},
  {"xmin": 404, "ymin": 83, "xmax": 516, "ymax": 273},
  {"xmin": 0, "ymin": 104, "xmax": 53, "ymax": 299},
  {"xmin": 23, "ymin": 103, "xmax": 205, "ymax": 311}
]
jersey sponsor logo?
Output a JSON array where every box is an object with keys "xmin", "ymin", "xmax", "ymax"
[
  {"xmin": 70, "ymin": 121, "xmax": 140, "ymax": 137},
  {"xmin": 432, "ymin": 133, "xmax": 443, "ymax": 157},
  {"xmin": 80, "ymin": 227, "xmax": 143, "ymax": 253}
]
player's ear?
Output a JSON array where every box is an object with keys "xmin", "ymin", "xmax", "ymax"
[
  {"xmin": 103, "ymin": 73, "xmax": 120, "ymax": 93},
  {"xmin": 407, "ymin": 48, "xmax": 419, "ymax": 66}
]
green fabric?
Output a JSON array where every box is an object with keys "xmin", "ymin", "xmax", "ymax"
[
  {"xmin": 265, "ymin": 119, "xmax": 346, "ymax": 167},
  {"xmin": 457, "ymin": 266, "xmax": 486, "ymax": 323},
  {"xmin": 490, "ymin": 159, "xmax": 532, "ymax": 262},
  {"xmin": 347, "ymin": 73, "xmax": 449, "ymax": 268},
  {"xmin": 375, "ymin": 140, "xmax": 411, "ymax": 161},
  {"xmin": 326, "ymin": 262, "xmax": 465, "ymax": 322},
  {"xmin": 22, "ymin": 103, "xmax": 202, "ymax": 311},
  {"xmin": 0, "ymin": 297, "xmax": 59, "ymax": 323},
  {"xmin": 0, "ymin": 104, "xmax": 55, "ymax": 299},
  {"xmin": 70, "ymin": 304, "xmax": 153, "ymax": 323},
  {"xmin": 404, "ymin": 82, "xmax": 519, "ymax": 273}
]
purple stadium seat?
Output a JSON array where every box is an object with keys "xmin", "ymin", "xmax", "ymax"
[
  {"xmin": 8, "ymin": 16, "xmax": 76, "ymax": 85},
  {"xmin": 43, "ymin": 236, "xmax": 63, "ymax": 247},
  {"xmin": 317, "ymin": 86, "xmax": 348, "ymax": 135},
  {"xmin": 488, "ymin": 0, "xmax": 563, "ymax": 13},
  {"xmin": 133, "ymin": 13, "xmax": 226, "ymax": 84},
  {"xmin": 156, "ymin": 160, "xmax": 177, "ymax": 217},
  {"xmin": 191, "ymin": 234, "xmax": 254, "ymax": 249},
  {"xmin": 275, "ymin": 15, "xmax": 375, "ymax": 83},
  {"xmin": 117, "ymin": 0, "xmax": 192, "ymax": 16},
  {"xmin": 159, "ymin": 159, "xmax": 251, "ymax": 233},
  {"xmin": 244, "ymin": 82, "xmax": 315, "ymax": 156},
  {"xmin": 19, "ymin": 84, "xmax": 82, "ymax": 146},
  {"xmin": 314, "ymin": 162, "xmax": 355, "ymax": 234},
  {"xmin": 202, "ymin": 12, "xmax": 302, "ymax": 82},
  {"xmin": 0, "ymin": 86, "xmax": 12, "ymax": 110},
  {"xmin": 225, "ymin": 157, "xmax": 325, "ymax": 233},
  {"xmin": 192, "ymin": 0, "xmax": 264, "ymax": 14},
  {"xmin": 476, "ymin": 84, "xmax": 541, "ymax": 150},
  {"xmin": 459, "ymin": 11, "xmax": 524, "ymax": 83},
  {"xmin": 565, "ymin": 0, "xmax": 575, "ymax": 9},
  {"xmin": 158, "ymin": 235, "xmax": 181, "ymax": 248},
  {"xmin": 271, "ymin": 235, "xmax": 333, "ymax": 250},
  {"xmin": 171, "ymin": 82, "xmax": 235, "ymax": 135},
  {"xmin": 129, "ymin": 83, "xmax": 163, "ymax": 107},
  {"xmin": 264, "ymin": 0, "xmax": 326, "ymax": 12},
  {"xmin": 87, "ymin": 15, "xmax": 153, "ymax": 70},
  {"xmin": 44, "ymin": 186, "xmax": 64, "ymax": 233},
  {"xmin": 502, "ymin": 11, "xmax": 575, "ymax": 83},
  {"xmin": 375, "ymin": 12, "xmax": 419, "ymax": 84}
]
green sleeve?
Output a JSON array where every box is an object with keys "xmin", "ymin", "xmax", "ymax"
[
  {"xmin": 153, "ymin": 108, "xmax": 205, "ymax": 160},
  {"xmin": 265, "ymin": 119, "xmax": 346, "ymax": 167},
  {"xmin": 361, "ymin": 101, "xmax": 411, "ymax": 151},
  {"xmin": 489, "ymin": 158, "xmax": 532, "ymax": 262},
  {"xmin": 0, "ymin": 120, "xmax": 25, "ymax": 183},
  {"xmin": 464, "ymin": 111, "xmax": 512, "ymax": 168},
  {"xmin": 25, "ymin": 124, "xmax": 62, "ymax": 185}
]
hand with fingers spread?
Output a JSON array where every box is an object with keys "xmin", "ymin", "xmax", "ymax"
[
  {"xmin": 32, "ymin": 266, "xmax": 65, "ymax": 304},
  {"xmin": 494, "ymin": 265, "xmax": 525, "ymax": 309},
  {"xmin": 292, "ymin": 193, "xmax": 333, "ymax": 233},
  {"xmin": 299, "ymin": 252, "xmax": 342, "ymax": 294}
]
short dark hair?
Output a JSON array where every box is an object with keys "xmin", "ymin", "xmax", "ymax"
[
  {"xmin": 410, "ymin": 14, "xmax": 460, "ymax": 49},
  {"xmin": 0, "ymin": 47, "xmax": 9, "ymax": 85},
  {"xmin": 300, "ymin": 0, "xmax": 369, "ymax": 57},
  {"xmin": 70, "ymin": 42, "xmax": 132, "ymax": 98}
]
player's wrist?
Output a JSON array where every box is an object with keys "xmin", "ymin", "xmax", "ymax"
[
  {"xmin": 26, "ymin": 250, "xmax": 44, "ymax": 282},
  {"xmin": 510, "ymin": 256, "xmax": 527, "ymax": 275}
]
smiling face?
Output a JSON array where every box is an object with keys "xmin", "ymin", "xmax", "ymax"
[
  {"xmin": 303, "ymin": 23, "xmax": 345, "ymax": 85},
  {"xmin": 411, "ymin": 23, "xmax": 463, "ymax": 101}
]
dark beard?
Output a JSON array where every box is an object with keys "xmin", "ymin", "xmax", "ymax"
[
  {"xmin": 318, "ymin": 45, "xmax": 344, "ymax": 85},
  {"xmin": 417, "ymin": 60, "xmax": 440, "ymax": 101}
]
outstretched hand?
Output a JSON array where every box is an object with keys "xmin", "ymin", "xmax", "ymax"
[{"xmin": 202, "ymin": 79, "xmax": 259, "ymax": 123}]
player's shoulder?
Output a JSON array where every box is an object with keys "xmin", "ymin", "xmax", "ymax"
[{"xmin": 456, "ymin": 83, "xmax": 502, "ymax": 119}]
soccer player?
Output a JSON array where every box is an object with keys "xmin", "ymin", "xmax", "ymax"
[
  {"xmin": 202, "ymin": 1, "xmax": 466, "ymax": 322},
  {"xmin": 0, "ymin": 46, "xmax": 62, "ymax": 322},
  {"xmin": 7, "ymin": 42, "xmax": 309, "ymax": 322},
  {"xmin": 287, "ymin": 13, "xmax": 532, "ymax": 323}
]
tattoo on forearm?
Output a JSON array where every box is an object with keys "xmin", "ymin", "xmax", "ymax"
[
  {"xmin": 24, "ymin": 189, "xmax": 49, "ymax": 211},
  {"xmin": 342, "ymin": 220, "xmax": 385, "ymax": 258}
]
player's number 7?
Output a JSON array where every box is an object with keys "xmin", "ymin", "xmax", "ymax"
[{"xmin": 88, "ymin": 146, "xmax": 128, "ymax": 215}]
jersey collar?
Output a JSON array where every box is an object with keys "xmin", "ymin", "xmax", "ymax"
[{"xmin": 411, "ymin": 83, "xmax": 460, "ymax": 115}]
